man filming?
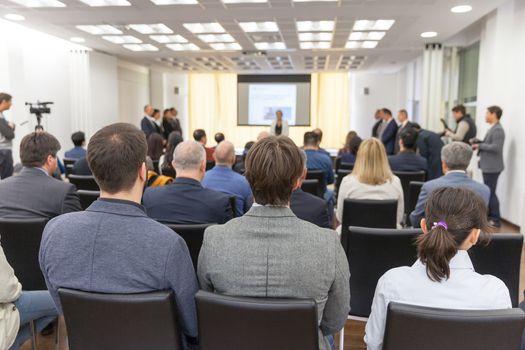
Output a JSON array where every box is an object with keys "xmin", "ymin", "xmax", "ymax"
[{"xmin": 0, "ymin": 93, "xmax": 15, "ymax": 179}]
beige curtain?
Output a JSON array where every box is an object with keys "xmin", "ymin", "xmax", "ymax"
[{"xmin": 188, "ymin": 72, "xmax": 350, "ymax": 149}]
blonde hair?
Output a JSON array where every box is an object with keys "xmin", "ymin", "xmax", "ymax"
[{"xmin": 352, "ymin": 138, "xmax": 393, "ymax": 185}]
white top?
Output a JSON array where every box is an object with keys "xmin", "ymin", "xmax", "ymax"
[
  {"xmin": 269, "ymin": 120, "xmax": 289, "ymax": 137},
  {"xmin": 364, "ymin": 250, "xmax": 512, "ymax": 350},
  {"xmin": 336, "ymin": 174, "xmax": 404, "ymax": 228},
  {"xmin": 0, "ymin": 244, "xmax": 22, "ymax": 350}
]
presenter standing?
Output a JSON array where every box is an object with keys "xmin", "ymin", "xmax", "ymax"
[
  {"xmin": 0, "ymin": 93, "xmax": 15, "ymax": 179},
  {"xmin": 269, "ymin": 110, "xmax": 289, "ymax": 137}
]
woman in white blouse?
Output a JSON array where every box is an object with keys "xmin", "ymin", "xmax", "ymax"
[
  {"xmin": 364, "ymin": 187, "xmax": 511, "ymax": 350},
  {"xmin": 336, "ymin": 137, "xmax": 404, "ymax": 227}
]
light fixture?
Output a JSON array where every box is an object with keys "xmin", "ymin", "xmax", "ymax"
[
  {"xmin": 167, "ymin": 43, "xmax": 200, "ymax": 51},
  {"xmin": 420, "ymin": 31, "xmax": 438, "ymax": 38},
  {"xmin": 300, "ymin": 42, "xmax": 331, "ymax": 49},
  {"xmin": 451, "ymin": 5, "xmax": 472, "ymax": 13},
  {"xmin": 254, "ymin": 42, "xmax": 286, "ymax": 50},
  {"xmin": 76, "ymin": 25, "xmax": 122, "ymax": 35},
  {"xmin": 353, "ymin": 19, "xmax": 395, "ymax": 31},
  {"xmin": 7, "ymin": 0, "xmax": 65, "ymax": 7},
  {"xmin": 129, "ymin": 24, "xmax": 173, "ymax": 34},
  {"xmin": 349, "ymin": 31, "xmax": 385, "ymax": 40},
  {"xmin": 198, "ymin": 34, "xmax": 235, "ymax": 43},
  {"xmin": 4, "ymin": 13, "xmax": 25, "ymax": 21},
  {"xmin": 296, "ymin": 21, "xmax": 335, "ymax": 32},
  {"xmin": 345, "ymin": 41, "xmax": 378, "ymax": 49},
  {"xmin": 123, "ymin": 44, "xmax": 159, "ymax": 51},
  {"xmin": 150, "ymin": 0, "xmax": 198, "ymax": 4},
  {"xmin": 223, "ymin": 0, "xmax": 267, "ymax": 3},
  {"xmin": 70, "ymin": 37, "xmax": 86, "ymax": 43},
  {"xmin": 183, "ymin": 22, "xmax": 225, "ymax": 33},
  {"xmin": 210, "ymin": 43, "xmax": 242, "ymax": 50},
  {"xmin": 238, "ymin": 21, "xmax": 279, "ymax": 32},
  {"xmin": 103, "ymin": 35, "xmax": 142, "ymax": 44},
  {"xmin": 150, "ymin": 35, "xmax": 188, "ymax": 43},
  {"xmin": 77, "ymin": 0, "xmax": 130, "ymax": 6},
  {"xmin": 298, "ymin": 32, "xmax": 332, "ymax": 41},
  {"xmin": 294, "ymin": 0, "xmax": 335, "ymax": 2}
]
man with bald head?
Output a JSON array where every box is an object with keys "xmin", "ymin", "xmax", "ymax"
[
  {"xmin": 143, "ymin": 140, "xmax": 233, "ymax": 224},
  {"xmin": 203, "ymin": 141, "xmax": 253, "ymax": 216}
]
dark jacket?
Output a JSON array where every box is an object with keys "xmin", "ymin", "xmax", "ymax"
[
  {"xmin": 394, "ymin": 121, "xmax": 415, "ymax": 154},
  {"xmin": 388, "ymin": 151, "xmax": 428, "ymax": 173},
  {"xmin": 381, "ymin": 119, "xmax": 398, "ymax": 155},
  {"xmin": 372, "ymin": 120, "xmax": 382, "ymax": 138},
  {"xmin": 72, "ymin": 157, "xmax": 92, "ymax": 176},
  {"xmin": 163, "ymin": 118, "xmax": 182, "ymax": 139},
  {"xmin": 417, "ymin": 129, "xmax": 444, "ymax": 180},
  {"xmin": 458, "ymin": 115, "xmax": 477, "ymax": 143},
  {"xmin": 290, "ymin": 189, "xmax": 330, "ymax": 228},
  {"xmin": 140, "ymin": 116, "xmax": 160, "ymax": 137}
]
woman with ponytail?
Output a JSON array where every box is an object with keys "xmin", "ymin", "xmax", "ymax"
[{"xmin": 364, "ymin": 187, "xmax": 511, "ymax": 350}]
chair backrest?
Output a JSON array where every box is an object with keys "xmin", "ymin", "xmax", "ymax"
[
  {"xmin": 0, "ymin": 218, "xmax": 49, "ymax": 290},
  {"xmin": 77, "ymin": 190, "xmax": 100, "ymax": 210},
  {"xmin": 335, "ymin": 169, "xmax": 352, "ymax": 199},
  {"xmin": 469, "ymin": 233, "xmax": 523, "ymax": 307},
  {"xmin": 69, "ymin": 175, "xmax": 100, "ymax": 191},
  {"xmin": 383, "ymin": 302, "xmax": 525, "ymax": 350},
  {"xmin": 164, "ymin": 223, "xmax": 215, "ymax": 270},
  {"xmin": 341, "ymin": 199, "xmax": 397, "ymax": 239},
  {"xmin": 206, "ymin": 160, "xmax": 215, "ymax": 171},
  {"xmin": 406, "ymin": 181, "xmax": 424, "ymax": 226},
  {"xmin": 59, "ymin": 288, "xmax": 182, "ymax": 350},
  {"xmin": 306, "ymin": 169, "xmax": 326, "ymax": 197},
  {"xmin": 393, "ymin": 171, "xmax": 426, "ymax": 213},
  {"xmin": 195, "ymin": 290, "xmax": 318, "ymax": 350},
  {"xmin": 301, "ymin": 179, "xmax": 321, "ymax": 198},
  {"xmin": 64, "ymin": 158, "xmax": 76, "ymax": 178},
  {"xmin": 343, "ymin": 226, "xmax": 421, "ymax": 317},
  {"xmin": 63, "ymin": 158, "xmax": 76, "ymax": 167}
]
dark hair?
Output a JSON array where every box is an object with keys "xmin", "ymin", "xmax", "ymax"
[
  {"xmin": 342, "ymin": 131, "xmax": 357, "ymax": 153},
  {"xmin": 20, "ymin": 132, "xmax": 61, "ymax": 167},
  {"xmin": 193, "ymin": 129, "xmax": 206, "ymax": 142},
  {"xmin": 243, "ymin": 141, "xmax": 255, "ymax": 161},
  {"xmin": 245, "ymin": 136, "xmax": 303, "ymax": 206},
  {"xmin": 452, "ymin": 104, "xmax": 466, "ymax": 115},
  {"xmin": 303, "ymin": 131, "xmax": 319, "ymax": 146},
  {"xmin": 417, "ymin": 187, "xmax": 491, "ymax": 282},
  {"xmin": 398, "ymin": 109, "xmax": 408, "ymax": 118},
  {"xmin": 0, "ymin": 93, "xmax": 12, "ymax": 104},
  {"xmin": 412, "ymin": 123, "xmax": 422, "ymax": 130},
  {"xmin": 381, "ymin": 108, "xmax": 392, "ymax": 116},
  {"xmin": 147, "ymin": 133, "xmax": 164, "ymax": 161},
  {"xmin": 152, "ymin": 109, "xmax": 160, "ymax": 118},
  {"xmin": 349, "ymin": 136, "xmax": 363, "ymax": 155},
  {"xmin": 163, "ymin": 131, "xmax": 183, "ymax": 166},
  {"xmin": 313, "ymin": 128, "xmax": 323, "ymax": 142},
  {"xmin": 399, "ymin": 128, "xmax": 419, "ymax": 150},
  {"xmin": 215, "ymin": 132, "xmax": 225, "ymax": 144},
  {"xmin": 71, "ymin": 131, "xmax": 85, "ymax": 147},
  {"xmin": 87, "ymin": 123, "xmax": 147, "ymax": 193},
  {"xmin": 162, "ymin": 108, "xmax": 171, "ymax": 120},
  {"xmin": 487, "ymin": 105, "xmax": 503, "ymax": 120}
]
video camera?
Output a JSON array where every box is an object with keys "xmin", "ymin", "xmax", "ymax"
[{"xmin": 25, "ymin": 101, "xmax": 53, "ymax": 128}]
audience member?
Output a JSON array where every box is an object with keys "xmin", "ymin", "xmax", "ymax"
[
  {"xmin": 143, "ymin": 141, "xmax": 233, "ymax": 224},
  {"xmin": 394, "ymin": 109, "xmax": 414, "ymax": 154},
  {"xmin": 380, "ymin": 108, "xmax": 398, "ymax": 155},
  {"xmin": 198, "ymin": 136, "xmax": 350, "ymax": 350},
  {"xmin": 337, "ymin": 138, "xmax": 404, "ymax": 228},
  {"xmin": 72, "ymin": 157, "xmax": 92, "ymax": 176},
  {"xmin": 269, "ymin": 110, "xmax": 289, "ymax": 136},
  {"xmin": 159, "ymin": 131, "xmax": 183, "ymax": 177},
  {"xmin": 312, "ymin": 128, "xmax": 331, "ymax": 157},
  {"xmin": 203, "ymin": 141, "xmax": 253, "ymax": 216},
  {"xmin": 303, "ymin": 131, "xmax": 335, "ymax": 202},
  {"xmin": 140, "ymin": 104, "xmax": 160, "ymax": 137},
  {"xmin": 214, "ymin": 132, "xmax": 225, "ymax": 146},
  {"xmin": 147, "ymin": 133, "xmax": 164, "ymax": 161},
  {"xmin": 64, "ymin": 131, "xmax": 86, "ymax": 160},
  {"xmin": 0, "ymin": 132, "xmax": 81, "ymax": 218},
  {"xmin": 257, "ymin": 130, "xmax": 270, "ymax": 141},
  {"xmin": 472, "ymin": 106, "xmax": 505, "ymax": 227},
  {"xmin": 193, "ymin": 129, "xmax": 214, "ymax": 162},
  {"xmin": 161, "ymin": 109, "xmax": 173, "ymax": 139},
  {"xmin": 338, "ymin": 131, "xmax": 357, "ymax": 157},
  {"xmin": 290, "ymin": 150, "xmax": 331, "ymax": 228},
  {"xmin": 409, "ymin": 142, "xmax": 490, "ymax": 227},
  {"xmin": 365, "ymin": 187, "xmax": 510, "ymax": 350},
  {"xmin": 413, "ymin": 123, "xmax": 444, "ymax": 180},
  {"xmin": 340, "ymin": 136, "xmax": 362, "ymax": 165},
  {"xmin": 169, "ymin": 106, "xmax": 183, "ymax": 135},
  {"xmin": 146, "ymin": 156, "xmax": 173, "ymax": 187},
  {"xmin": 39, "ymin": 123, "xmax": 199, "ymax": 347},
  {"xmin": 388, "ymin": 128, "xmax": 428, "ymax": 173},
  {"xmin": 445, "ymin": 104, "xmax": 477, "ymax": 143},
  {"xmin": 233, "ymin": 141, "xmax": 254, "ymax": 174},
  {"xmin": 371, "ymin": 109, "xmax": 383, "ymax": 138},
  {"xmin": 0, "ymin": 92, "xmax": 15, "ymax": 179}
]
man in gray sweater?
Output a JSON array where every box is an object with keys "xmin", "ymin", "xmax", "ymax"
[{"xmin": 198, "ymin": 136, "xmax": 350, "ymax": 350}]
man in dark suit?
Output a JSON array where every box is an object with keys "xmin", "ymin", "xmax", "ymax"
[
  {"xmin": 388, "ymin": 128, "xmax": 428, "ymax": 173},
  {"xmin": 380, "ymin": 108, "xmax": 398, "ymax": 155},
  {"xmin": 140, "ymin": 104, "xmax": 160, "ymax": 137},
  {"xmin": 394, "ymin": 109, "xmax": 414, "ymax": 154},
  {"xmin": 413, "ymin": 123, "xmax": 444, "ymax": 180},
  {"xmin": 143, "ymin": 140, "xmax": 233, "ymax": 224},
  {"xmin": 0, "ymin": 131, "xmax": 81, "ymax": 218},
  {"xmin": 371, "ymin": 109, "xmax": 383, "ymax": 138}
]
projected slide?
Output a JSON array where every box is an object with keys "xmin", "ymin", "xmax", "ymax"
[{"xmin": 248, "ymin": 84, "xmax": 297, "ymax": 125}]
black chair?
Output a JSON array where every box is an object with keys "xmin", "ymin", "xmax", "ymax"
[
  {"xmin": 383, "ymin": 302, "xmax": 525, "ymax": 350},
  {"xmin": 195, "ymin": 290, "xmax": 318, "ymax": 350},
  {"xmin": 406, "ymin": 181, "xmax": 424, "ymax": 226},
  {"xmin": 305, "ymin": 169, "xmax": 326, "ymax": 198},
  {"xmin": 69, "ymin": 175, "xmax": 100, "ymax": 191},
  {"xmin": 469, "ymin": 234, "xmax": 523, "ymax": 307},
  {"xmin": 393, "ymin": 171, "xmax": 426, "ymax": 214},
  {"xmin": 152, "ymin": 160, "xmax": 160, "ymax": 173},
  {"xmin": 63, "ymin": 158, "xmax": 76, "ymax": 178},
  {"xmin": 229, "ymin": 196, "xmax": 237, "ymax": 218},
  {"xmin": 335, "ymin": 157, "xmax": 353, "ymax": 173},
  {"xmin": 77, "ymin": 190, "xmax": 100, "ymax": 210},
  {"xmin": 164, "ymin": 224, "xmax": 215, "ymax": 270},
  {"xmin": 335, "ymin": 169, "xmax": 352, "ymax": 199},
  {"xmin": 59, "ymin": 289, "xmax": 182, "ymax": 350},
  {"xmin": 206, "ymin": 160, "xmax": 215, "ymax": 171},
  {"xmin": 342, "ymin": 226, "xmax": 421, "ymax": 317},
  {"xmin": 301, "ymin": 179, "xmax": 320, "ymax": 198}
]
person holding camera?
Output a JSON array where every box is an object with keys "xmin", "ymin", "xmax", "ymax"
[
  {"xmin": 0, "ymin": 93, "xmax": 15, "ymax": 179},
  {"xmin": 471, "ymin": 106, "xmax": 505, "ymax": 227}
]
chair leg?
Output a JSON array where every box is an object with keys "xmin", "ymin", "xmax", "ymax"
[
  {"xmin": 30, "ymin": 320, "xmax": 37, "ymax": 350},
  {"xmin": 54, "ymin": 318, "xmax": 60, "ymax": 350},
  {"xmin": 338, "ymin": 325, "xmax": 344, "ymax": 350}
]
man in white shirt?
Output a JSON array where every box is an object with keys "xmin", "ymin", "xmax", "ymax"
[
  {"xmin": 394, "ymin": 109, "xmax": 414, "ymax": 154},
  {"xmin": 140, "ymin": 104, "xmax": 159, "ymax": 137}
]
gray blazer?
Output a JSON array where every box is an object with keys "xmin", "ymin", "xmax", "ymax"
[
  {"xmin": 479, "ymin": 123, "xmax": 505, "ymax": 173},
  {"xmin": 198, "ymin": 206, "xmax": 350, "ymax": 350}
]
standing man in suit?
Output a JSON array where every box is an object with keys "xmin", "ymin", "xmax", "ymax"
[
  {"xmin": 198, "ymin": 136, "xmax": 350, "ymax": 350},
  {"xmin": 388, "ymin": 128, "xmax": 428, "ymax": 173},
  {"xmin": 394, "ymin": 109, "xmax": 414, "ymax": 154},
  {"xmin": 143, "ymin": 140, "xmax": 233, "ymax": 224},
  {"xmin": 0, "ymin": 93, "xmax": 15, "ymax": 179},
  {"xmin": 371, "ymin": 109, "xmax": 383, "ymax": 138},
  {"xmin": 380, "ymin": 108, "xmax": 398, "ymax": 155},
  {"xmin": 0, "ymin": 131, "xmax": 81, "ymax": 218},
  {"xmin": 140, "ymin": 104, "xmax": 159, "ymax": 137},
  {"xmin": 413, "ymin": 123, "xmax": 444, "ymax": 180},
  {"xmin": 445, "ymin": 104, "xmax": 477, "ymax": 143},
  {"xmin": 472, "ymin": 106, "xmax": 505, "ymax": 227}
]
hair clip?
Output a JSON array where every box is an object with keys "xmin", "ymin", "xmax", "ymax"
[{"xmin": 432, "ymin": 221, "xmax": 448, "ymax": 230}]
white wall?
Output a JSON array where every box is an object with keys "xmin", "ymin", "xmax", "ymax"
[{"xmin": 117, "ymin": 60, "xmax": 150, "ymax": 125}]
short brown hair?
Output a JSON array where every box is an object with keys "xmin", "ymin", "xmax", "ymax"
[
  {"xmin": 20, "ymin": 132, "xmax": 61, "ymax": 167},
  {"xmin": 487, "ymin": 105, "xmax": 503, "ymax": 120},
  {"xmin": 0, "ymin": 93, "xmax": 12, "ymax": 104},
  {"xmin": 452, "ymin": 104, "xmax": 466, "ymax": 115},
  {"xmin": 87, "ymin": 123, "xmax": 147, "ymax": 193},
  {"xmin": 245, "ymin": 136, "xmax": 304, "ymax": 206}
]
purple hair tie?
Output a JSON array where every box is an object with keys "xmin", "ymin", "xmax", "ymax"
[{"xmin": 432, "ymin": 221, "xmax": 448, "ymax": 230}]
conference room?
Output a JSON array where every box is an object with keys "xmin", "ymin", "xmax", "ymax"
[{"xmin": 0, "ymin": 0, "xmax": 524, "ymax": 349}]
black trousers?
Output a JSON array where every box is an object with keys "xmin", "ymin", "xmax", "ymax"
[
  {"xmin": 0, "ymin": 149, "xmax": 13, "ymax": 179},
  {"xmin": 482, "ymin": 172, "xmax": 501, "ymax": 222}
]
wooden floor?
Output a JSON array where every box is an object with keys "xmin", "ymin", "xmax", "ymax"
[{"xmin": 21, "ymin": 221, "xmax": 522, "ymax": 350}]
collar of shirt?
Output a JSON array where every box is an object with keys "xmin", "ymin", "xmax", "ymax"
[
  {"xmin": 252, "ymin": 202, "xmax": 290, "ymax": 209},
  {"xmin": 98, "ymin": 198, "xmax": 145, "ymax": 212},
  {"xmin": 401, "ymin": 120, "xmax": 409, "ymax": 127},
  {"xmin": 446, "ymin": 170, "xmax": 466, "ymax": 175},
  {"xmin": 413, "ymin": 250, "xmax": 474, "ymax": 271},
  {"xmin": 35, "ymin": 167, "xmax": 49, "ymax": 176}
]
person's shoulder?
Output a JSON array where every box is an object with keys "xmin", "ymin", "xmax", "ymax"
[
  {"xmin": 294, "ymin": 189, "xmax": 325, "ymax": 206},
  {"xmin": 201, "ymin": 186, "xmax": 230, "ymax": 201}
]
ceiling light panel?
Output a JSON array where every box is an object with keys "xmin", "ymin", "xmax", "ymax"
[
  {"xmin": 7, "ymin": 0, "xmax": 65, "ymax": 7},
  {"xmin": 451, "ymin": 5, "xmax": 472, "ymax": 13},
  {"xmin": 420, "ymin": 31, "xmax": 438, "ymax": 38},
  {"xmin": 102, "ymin": 35, "xmax": 142, "ymax": 44},
  {"xmin": 239, "ymin": 22, "xmax": 279, "ymax": 32},
  {"xmin": 353, "ymin": 20, "xmax": 395, "ymax": 31},
  {"xmin": 123, "ymin": 44, "xmax": 158, "ymax": 51},
  {"xmin": 150, "ymin": 35, "xmax": 188, "ymax": 43},
  {"xmin": 78, "ymin": 0, "xmax": 130, "ymax": 6},
  {"xmin": 300, "ymin": 42, "xmax": 331, "ymax": 49},
  {"xmin": 296, "ymin": 21, "xmax": 335, "ymax": 32},
  {"xmin": 254, "ymin": 42, "xmax": 286, "ymax": 50},
  {"xmin": 349, "ymin": 31, "xmax": 385, "ymax": 40},
  {"xmin": 298, "ymin": 32, "xmax": 332, "ymax": 41},
  {"xmin": 183, "ymin": 22, "xmax": 225, "ymax": 33},
  {"xmin": 150, "ymin": 0, "xmax": 198, "ymax": 4},
  {"xmin": 223, "ymin": 0, "xmax": 267, "ymax": 3},
  {"xmin": 210, "ymin": 43, "xmax": 242, "ymax": 50},
  {"xmin": 167, "ymin": 43, "xmax": 200, "ymax": 51},
  {"xmin": 129, "ymin": 24, "xmax": 173, "ymax": 34},
  {"xmin": 4, "ymin": 14, "xmax": 25, "ymax": 21},
  {"xmin": 198, "ymin": 34, "xmax": 235, "ymax": 43},
  {"xmin": 76, "ymin": 25, "xmax": 122, "ymax": 35},
  {"xmin": 294, "ymin": 0, "xmax": 336, "ymax": 2},
  {"xmin": 345, "ymin": 41, "xmax": 378, "ymax": 49}
]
